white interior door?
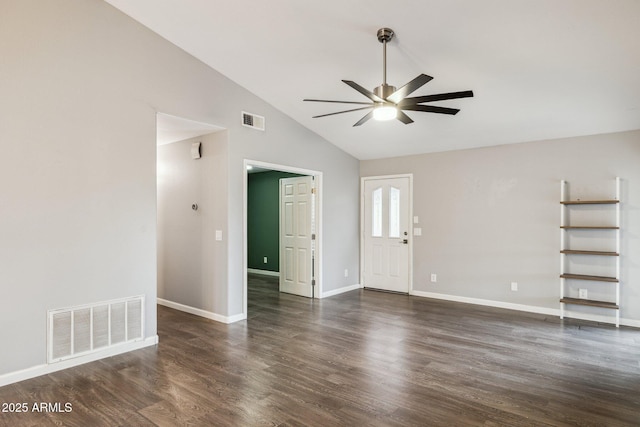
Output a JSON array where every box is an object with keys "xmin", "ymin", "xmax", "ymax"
[
  {"xmin": 362, "ymin": 176, "xmax": 411, "ymax": 293},
  {"xmin": 280, "ymin": 176, "xmax": 314, "ymax": 297}
]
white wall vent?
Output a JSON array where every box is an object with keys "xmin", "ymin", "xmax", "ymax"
[
  {"xmin": 48, "ymin": 296, "xmax": 144, "ymax": 363},
  {"xmin": 241, "ymin": 111, "xmax": 265, "ymax": 131}
]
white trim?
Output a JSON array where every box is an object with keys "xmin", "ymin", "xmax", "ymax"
[
  {"xmin": 360, "ymin": 174, "xmax": 414, "ymax": 293},
  {"xmin": 157, "ymin": 298, "xmax": 246, "ymax": 324},
  {"xmin": 321, "ymin": 284, "xmax": 363, "ymax": 298},
  {"xmin": 410, "ymin": 290, "xmax": 640, "ymax": 328},
  {"xmin": 411, "ymin": 290, "xmax": 557, "ymax": 316},
  {"xmin": 247, "ymin": 268, "xmax": 280, "ymax": 277},
  {"xmin": 561, "ymin": 309, "xmax": 640, "ymax": 327},
  {"xmin": 0, "ymin": 335, "xmax": 158, "ymax": 387},
  {"xmin": 226, "ymin": 313, "xmax": 248, "ymax": 323},
  {"xmin": 243, "ymin": 159, "xmax": 323, "ymax": 317}
]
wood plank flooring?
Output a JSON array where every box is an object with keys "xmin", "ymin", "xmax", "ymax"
[{"xmin": 1, "ymin": 273, "xmax": 639, "ymax": 426}]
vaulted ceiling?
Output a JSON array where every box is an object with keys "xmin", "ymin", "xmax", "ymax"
[{"xmin": 105, "ymin": 0, "xmax": 640, "ymax": 160}]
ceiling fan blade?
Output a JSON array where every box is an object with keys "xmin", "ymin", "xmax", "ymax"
[
  {"xmin": 353, "ymin": 110, "xmax": 374, "ymax": 127},
  {"xmin": 342, "ymin": 80, "xmax": 385, "ymax": 103},
  {"xmin": 386, "ymin": 74, "xmax": 433, "ymax": 104},
  {"xmin": 399, "ymin": 90, "xmax": 474, "ymax": 106},
  {"xmin": 402, "ymin": 104, "xmax": 460, "ymax": 115},
  {"xmin": 396, "ymin": 110, "xmax": 414, "ymax": 124},
  {"xmin": 312, "ymin": 106, "xmax": 372, "ymax": 119},
  {"xmin": 304, "ymin": 99, "xmax": 373, "ymax": 105}
]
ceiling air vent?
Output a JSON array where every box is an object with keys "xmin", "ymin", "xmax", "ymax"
[{"xmin": 241, "ymin": 111, "xmax": 265, "ymax": 131}]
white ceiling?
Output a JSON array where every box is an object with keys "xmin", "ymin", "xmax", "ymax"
[
  {"xmin": 156, "ymin": 113, "xmax": 224, "ymax": 145},
  {"xmin": 107, "ymin": 0, "xmax": 640, "ymax": 160}
]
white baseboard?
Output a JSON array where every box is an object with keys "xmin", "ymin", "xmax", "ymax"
[
  {"xmin": 157, "ymin": 298, "xmax": 246, "ymax": 324},
  {"xmin": 247, "ymin": 268, "xmax": 280, "ymax": 277},
  {"xmin": 226, "ymin": 312, "xmax": 248, "ymax": 323},
  {"xmin": 410, "ymin": 290, "xmax": 558, "ymax": 316},
  {"xmin": 321, "ymin": 283, "xmax": 362, "ymax": 298},
  {"xmin": 410, "ymin": 290, "xmax": 640, "ymax": 328},
  {"xmin": 561, "ymin": 309, "xmax": 640, "ymax": 328},
  {"xmin": 0, "ymin": 335, "xmax": 158, "ymax": 387}
]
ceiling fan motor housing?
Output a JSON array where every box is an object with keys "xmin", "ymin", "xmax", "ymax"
[{"xmin": 374, "ymin": 84, "xmax": 397, "ymax": 103}]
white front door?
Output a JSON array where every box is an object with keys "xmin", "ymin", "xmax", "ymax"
[
  {"xmin": 362, "ymin": 176, "xmax": 411, "ymax": 293},
  {"xmin": 280, "ymin": 176, "xmax": 315, "ymax": 297}
]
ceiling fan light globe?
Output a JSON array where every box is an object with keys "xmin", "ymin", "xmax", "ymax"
[{"xmin": 373, "ymin": 105, "xmax": 398, "ymax": 121}]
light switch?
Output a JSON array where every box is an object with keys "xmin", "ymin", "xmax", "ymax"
[
  {"xmin": 413, "ymin": 216, "xmax": 419, "ymax": 224},
  {"xmin": 215, "ymin": 230, "xmax": 223, "ymax": 241}
]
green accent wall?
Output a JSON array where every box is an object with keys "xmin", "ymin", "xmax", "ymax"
[{"xmin": 247, "ymin": 171, "xmax": 303, "ymax": 272}]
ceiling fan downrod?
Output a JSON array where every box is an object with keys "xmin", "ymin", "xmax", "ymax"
[{"xmin": 376, "ymin": 27, "xmax": 395, "ymax": 99}]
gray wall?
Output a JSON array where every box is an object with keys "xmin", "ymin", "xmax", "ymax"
[
  {"xmin": 1, "ymin": 0, "xmax": 158, "ymax": 375},
  {"xmin": 0, "ymin": 0, "xmax": 360, "ymax": 376},
  {"xmin": 361, "ymin": 130, "xmax": 640, "ymax": 323},
  {"xmin": 247, "ymin": 171, "xmax": 303, "ymax": 273},
  {"xmin": 157, "ymin": 132, "xmax": 228, "ymax": 312}
]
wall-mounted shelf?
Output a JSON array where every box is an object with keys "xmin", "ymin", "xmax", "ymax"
[
  {"xmin": 559, "ymin": 177, "xmax": 621, "ymax": 327},
  {"xmin": 560, "ymin": 200, "xmax": 619, "ymax": 205},
  {"xmin": 559, "ymin": 297, "xmax": 619, "ymax": 310},
  {"xmin": 560, "ymin": 250, "xmax": 618, "ymax": 256},
  {"xmin": 560, "ymin": 225, "xmax": 619, "ymax": 230},
  {"xmin": 560, "ymin": 273, "xmax": 618, "ymax": 283}
]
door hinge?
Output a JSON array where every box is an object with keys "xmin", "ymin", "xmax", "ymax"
[
  {"xmin": 312, "ymin": 279, "xmax": 316, "ymax": 287},
  {"xmin": 311, "ymin": 187, "xmax": 316, "ymax": 194},
  {"xmin": 312, "ymin": 233, "xmax": 316, "ymax": 240}
]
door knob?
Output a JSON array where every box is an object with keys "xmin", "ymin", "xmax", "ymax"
[{"xmin": 400, "ymin": 239, "xmax": 408, "ymax": 244}]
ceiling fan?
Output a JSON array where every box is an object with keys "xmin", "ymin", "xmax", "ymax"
[{"xmin": 304, "ymin": 28, "xmax": 473, "ymax": 127}]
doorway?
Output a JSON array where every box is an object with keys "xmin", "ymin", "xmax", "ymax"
[
  {"xmin": 361, "ymin": 174, "xmax": 413, "ymax": 293},
  {"xmin": 243, "ymin": 160, "xmax": 323, "ymax": 316},
  {"xmin": 156, "ymin": 113, "xmax": 227, "ymax": 317}
]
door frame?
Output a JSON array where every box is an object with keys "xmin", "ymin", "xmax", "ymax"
[
  {"xmin": 360, "ymin": 174, "xmax": 414, "ymax": 293},
  {"xmin": 243, "ymin": 159, "xmax": 323, "ymax": 316}
]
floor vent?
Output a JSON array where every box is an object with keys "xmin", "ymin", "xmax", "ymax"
[
  {"xmin": 48, "ymin": 296, "xmax": 144, "ymax": 363},
  {"xmin": 241, "ymin": 111, "xmax": 265, "ymax": 131}
]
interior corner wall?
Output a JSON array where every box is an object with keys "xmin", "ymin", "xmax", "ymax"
[
  {"xmin": 1, "ymin": 0, "xmax": 360, "ymax": 376},
  {"xmin": 360, "ymin": 130, "xmax": 640, "ymax": 323},
  {"xmin": 247, "ymin": 171, "xmax": 303, "ymax": 273},
  {"xmin": 157, "ymin": 132, "xmax": 228, "ymax": 314}
]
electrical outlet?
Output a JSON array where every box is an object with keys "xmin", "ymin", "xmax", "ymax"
[
  {"xmin": 511, "ymin": 282, "xmax": 518, "ymax": 291},
  {"xmin": 344, "ymin": 269, "xmax": 349, "ymax": 278},
  {"xmin": 263, "ymin": 257, "xmax": 268, "ymax": 264},
  {"xmin": 430, "ymin": 273, "xmax": 437, "ymax": 283},
  {"xmin": 579, "ymin": 288, "xmax": 588, "ymax": 299}
]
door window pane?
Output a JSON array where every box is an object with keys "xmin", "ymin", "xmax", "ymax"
[
  {"xmin": 372, "ymin": 187, "xmax": 382, "ymax": 237},
  {"xmin": 389, "ymin": 187, "xmax": 400, "ymax": 238}
]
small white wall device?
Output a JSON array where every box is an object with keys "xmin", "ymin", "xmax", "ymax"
[{"xmin": 191, "ymin": 141, "xmax": 201, "ymax": 159}]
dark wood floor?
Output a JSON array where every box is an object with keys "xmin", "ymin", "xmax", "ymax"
[{"xmin": 1, "ymin": 274, "xmax": 639, "ymax": 426}]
